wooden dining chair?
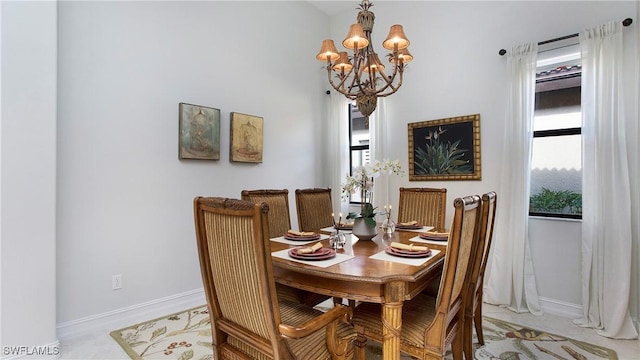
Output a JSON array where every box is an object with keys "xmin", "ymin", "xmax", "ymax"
[
  {"xmin": 194, "ymin": 197, "xmax": 356, "ymax": 359},
  {"xmin": 463, "ymin": 191, "xmax": 497, "ymax": 359},
  {"xmin": 352, "ymin": 195, "xmax": 482, "ymax": 360},
  {"xmin": 241, "ymin": 189, "xmax": 330, "ymax": 308},
  {"xmin": 295, "ymin": 188, "xmax": 335, "ymax": 232},
  {"xmin": 397, "ymin": 187, "xmax": 447, "ymax": 230},
  {"xmin": 241, "ymin": 189, "xmax": 292, "ymax": 239}
]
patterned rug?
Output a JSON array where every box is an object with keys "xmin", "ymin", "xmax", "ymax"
[{"xmin": 111, "ymin": 305, "xmax": 617, "ymax": 360}]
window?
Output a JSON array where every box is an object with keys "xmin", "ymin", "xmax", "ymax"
[
  {"xmin": 530, "ymin": 45, "xmax": 582, "ymax": 218},
  {"xmin": 348, "ymin": 104, "xmax": 369, "ymax": 203}
]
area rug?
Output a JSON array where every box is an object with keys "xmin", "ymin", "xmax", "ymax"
[{"xmin": 111, "ymin": 305, "xmax": 617, "ymax": 360}]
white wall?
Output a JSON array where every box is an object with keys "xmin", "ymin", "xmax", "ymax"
[
  {"xmin": 56, "ymin": 1, "xmax": 328, "ymax": 324},
  {"xmin": 1, "ymin": 0, "xmax": 58, "ymax": 352},
  {"xmin": 329, "ymin": 1, "xmax": 638, "ymax": 317}
]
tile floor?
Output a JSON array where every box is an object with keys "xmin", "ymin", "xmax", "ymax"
[{"xmin": 58, "ymin": 303, "xmax": 639, "ymax": 359}]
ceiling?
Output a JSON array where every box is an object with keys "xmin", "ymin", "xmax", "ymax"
[{"xmin": 307, "ymin": 1, "xmax": 359, "ymax": 17}]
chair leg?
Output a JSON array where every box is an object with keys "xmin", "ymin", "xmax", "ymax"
[
  {"xmin": 451, "ymin": 331, "xmax": 464, "ymax": 360},
  {"xmin": 354, "ymin": 333, "xmax": 367, "ymax": 360},
  {"xmin": 474, "ymin": 306, "xmax": 484, "ymax": 346},
  {"xmin": 463, "ymin": 315, "xmax": 473, "ymax": 360}
]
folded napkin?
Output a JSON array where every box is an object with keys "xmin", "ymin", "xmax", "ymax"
[
  {"xmin": 423, "ymin": 230, "xmax": 449, "ymax": 237},
  {"xmin": 296, "ymin": 242, "xmax": 323, "ymax": 254},
  {"xmin": 391, "ymin": 242, "xmax": 428, "ymax": 252},
  {"xmin": 287, "ymin": 230, "xmax": 316, "ymax": 237},
  {"xmin": 398, "ymin": 220, "xmax": 418, "ymax": 226}
]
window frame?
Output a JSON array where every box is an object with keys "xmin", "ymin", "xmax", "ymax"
[
  {"xmin": 529, "ymin": 71, "xmax": 582, "ymax": 220},
  {"xmin": 348, "ymin": 104, "xmax": 369, "ymax": 205}
]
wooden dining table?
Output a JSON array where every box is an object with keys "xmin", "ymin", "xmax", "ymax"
[{"xmin": 270, "ymin": 228, "xmax": 447, "ymax": 360}]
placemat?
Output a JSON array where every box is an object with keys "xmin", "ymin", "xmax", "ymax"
[
  {"xmin": 369, "ymin": 249, "xmax": 441, "ymax": 266},
  {"xmin": 271, "ymin": 248, "xmax": 355, "ymax": 268}
]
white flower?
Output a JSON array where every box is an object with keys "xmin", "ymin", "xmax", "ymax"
[{"xmin": 340, "ymin": 159, "xmax": 405, "ymax": 209}]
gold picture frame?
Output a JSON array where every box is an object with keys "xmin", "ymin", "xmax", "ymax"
[
  {"xmin": 230, "ymin": 112, "xmax": 263, "ymax": 163},
  {"xmin": 178, "ymin": 103, "xmax": 221, "ymax": 160},
  {"xmin": 408, "ymin": 114, "xmax": 481, "ymax": 181}
]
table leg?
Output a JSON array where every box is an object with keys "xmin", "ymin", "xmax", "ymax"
[{"xmin": 381, "ymin": 281, "xmax": 405, "ymax": 360}]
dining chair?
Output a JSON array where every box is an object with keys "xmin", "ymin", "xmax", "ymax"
[
  {"xmin": 397, "ymin": 187, "xmax": 447, "ymax": 230},
  {"xmin": 463, "ymin": 191, "xmax": 497, "ymax": 359},
  {"xmin": 241, "ymin": 188, "xmax": 330, "ymax": 308},
  {"xmin": 295, "ymin": 188, "xmax": 335, "ymax": 232},
  {"xmin": 352, "ymin": 195, "xmax": 482, "ymax": 360},
  {"xmin": 194, "ymin": 196, "xmax": 356, "ymax": 359},
  {"xmin": 241, "ymin": 189, "xmax": 292, "ymax": 239}
]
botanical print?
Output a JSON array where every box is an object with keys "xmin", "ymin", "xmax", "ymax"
[{"xmin": 408, "ymin": 114, "xmax": 481, "ymax": 181}]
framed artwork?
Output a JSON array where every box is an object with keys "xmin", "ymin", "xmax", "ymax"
[
  {"xmin": 408, "ymin": 114, "xmax": 481, "ymax": 181},
  {"xmin": 230, "ymin": 112, "xmax": 263, "ymax": 163},
  {"xmin": 178, "ymin": 103, "xmax": 220, "ymax": 160}
]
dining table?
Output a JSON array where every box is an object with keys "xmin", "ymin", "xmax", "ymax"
[{"xmin": 270, "ymin": 226, "xmax": 448, "ymax": 360}]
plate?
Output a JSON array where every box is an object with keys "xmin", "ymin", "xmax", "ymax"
[
  {"xmin": 396, "ymin": 223, "xmax": 422, "ymax": 230},
  {"xmin": 385, "ymin": 246, "xmax": 432, "ymax": 258},
  {"xmin": 284, "ymin": 233, "xmax": 321, "ymax": 241},
  {"xmin": 419, "ymin": 232, "xmax": 449, "ymax": 241},
  {"xmin": 288, "ymin": 247, "xmax": 336, "ymax": 261}
]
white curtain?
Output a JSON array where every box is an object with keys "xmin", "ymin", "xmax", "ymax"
[
  {"xmin": 574, "ymin": 21, "xmax": 638, "ymax": 339},
  {"xmin": 484, "ymin": 43, "xmax": 542, "ymax": 315},
  {"xmin": 370, "ymin": 98, "xmax": 393, "ymax": 211},
  {"xmin": 326, "ymin": 91, "xmax": 350, "ymax": 215}
]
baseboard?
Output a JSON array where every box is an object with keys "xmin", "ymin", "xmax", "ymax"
[
  {"xmin": 538, "ymin": 296, "xmax": 583, "ymax": 318},
  {"xmin": 56, "ymin": 288, "xmax": 205, "ymax": 341},
  {"xmin": 1, "ymin": 340, "xmax": 60, "ymax": 360}
]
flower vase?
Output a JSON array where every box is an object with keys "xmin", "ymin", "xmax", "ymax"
[{"xmin": 352, "ymin": 217, "xmax": 377, "ymax": 241}]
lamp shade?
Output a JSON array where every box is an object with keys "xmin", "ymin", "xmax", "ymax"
[
  {"xmin": 332, "ymin": 52, "xmax": 353, "ymax": 72},
  {"xmin": 316, "ymin": 39, "xmax": 340, "ymax": 62},
  {"xmin": 382, "ymin": 24, "xmax": 410, "ymax": 50},
  {"xmin": 342, "ymin": 24, "xmax": 370, "ymax": 50},
  {"xmin": 389, "ymin": 48, "xmax": 413, "ymax": 64},
  {"xmin": 363, "ymin": 53, "xmax": 385, "ymax": 73}
]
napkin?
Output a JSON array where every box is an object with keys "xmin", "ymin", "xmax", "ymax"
[
  {"xmin": 398, "ymin": 220, "xmax": 418, "ymax": 226},
  {"xmin": 423, "ymin": 230, "xmax": 449, "ymax": 237},
  {"xmin": 287, "ymin": 230, "xmax": 316, "ymax": 237},
  {"xmin": 390, "ymin": 242, "xmax": 428, "ymax": 252},
  {"xmin": 296, "ymin": 242, "xmax": 323, "ymax": 254}
]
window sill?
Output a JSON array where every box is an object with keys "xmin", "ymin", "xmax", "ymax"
[{"xmin": 529, "ymin": 215, "xmax": 582, "ymax": 223}]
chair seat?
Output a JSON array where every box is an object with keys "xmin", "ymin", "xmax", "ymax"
[
  {"xmin": 228, "ymin": 300, "xmax": 357, "ymax": 360},
  {"xmin": 352, "ymin": 294, "xmax": 437, "ymax": 350}
]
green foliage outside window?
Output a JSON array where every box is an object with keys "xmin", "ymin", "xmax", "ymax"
[{"xmin": 530, "ymin": 187, "xmax": 582, "ymax": 215}]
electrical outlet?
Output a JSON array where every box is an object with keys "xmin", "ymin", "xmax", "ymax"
[{"xmin": 112, "ymin": 274, "xmax": 122, "ymax": 290}]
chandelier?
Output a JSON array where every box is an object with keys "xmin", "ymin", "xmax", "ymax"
[{"xmin": 316, "ymin": 0, "xmax": 412, "ymax": 118}]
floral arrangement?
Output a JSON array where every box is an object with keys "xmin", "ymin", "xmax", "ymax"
[{"xmin": 341, "ymin": 159, "xmax": 404, "ymax": 227}]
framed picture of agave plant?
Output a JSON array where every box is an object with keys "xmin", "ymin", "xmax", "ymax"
[{"xmin": 408, "ymin": 114, "xmax": 481, "ymax": 181}]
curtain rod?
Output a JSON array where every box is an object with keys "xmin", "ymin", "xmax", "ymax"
[{"xmin": 498, "ymin": 18, "xmax": 633, "ymax": 56}]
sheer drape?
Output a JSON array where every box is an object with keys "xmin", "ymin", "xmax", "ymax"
[
  {"xmin": 370, "ymin": 98, "xmax": 392, "ymax": 209},
  {"xmin": 326, "ymin": 91, "xmax": 350, "ymax": 215},
  {"xmin": 484, "ymin": 43, "xmax": 542, "ymax": 315},
  {"xmin": 574, "ymin": 21, "xmax": 638, "ymax": 339}
]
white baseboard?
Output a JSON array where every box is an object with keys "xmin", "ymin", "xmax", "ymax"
[
  {"xmin": 1, "ymin": 340, "xmax": 60, "ymax": 360},
  {"xmin": 56, "ymin": 288, "xmax": 205, "ymax": 341},
  {"xmin": 538, "ymin": 296, "xmax": 583, "ymax": 318}
]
